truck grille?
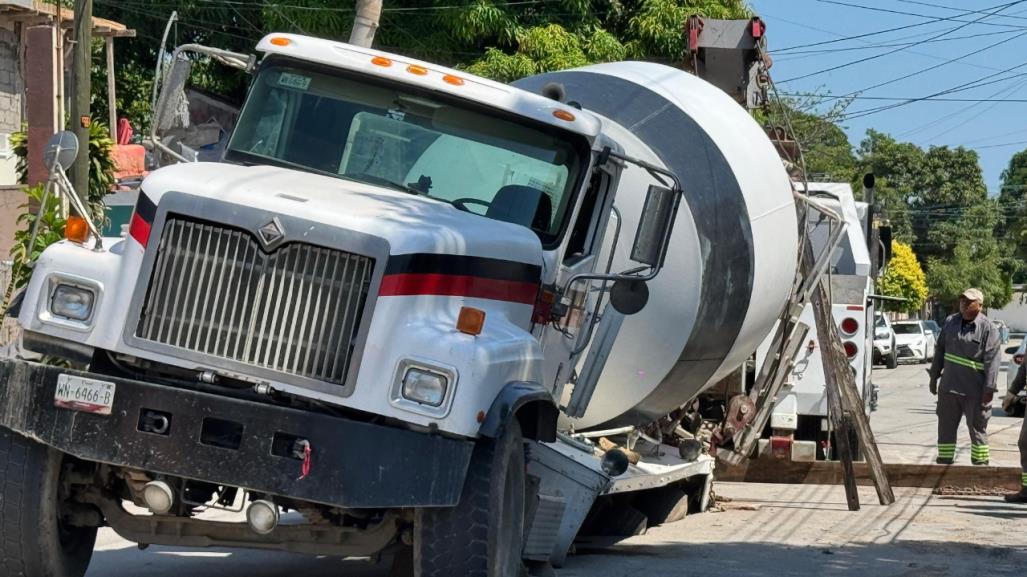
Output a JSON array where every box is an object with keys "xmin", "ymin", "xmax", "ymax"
[{"xmin": 136, "ymin": 217, "xmax": 374, "ymax": 385}]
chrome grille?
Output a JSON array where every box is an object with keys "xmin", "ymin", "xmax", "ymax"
[{"xmin": 136, "ymin": 217, "xmax": 373, "ymax": 385}]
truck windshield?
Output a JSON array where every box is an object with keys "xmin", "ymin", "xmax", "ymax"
[{"xmin": 226, "ymin": 61, "xmax": 586, "ymax": 246}]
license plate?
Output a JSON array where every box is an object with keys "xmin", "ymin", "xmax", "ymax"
[{"xmin": 54, "ymin": 374, "xmax": 116, "ymax": 415}]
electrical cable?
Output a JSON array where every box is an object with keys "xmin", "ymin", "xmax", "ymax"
[
  {"xmin": 779, "ymin": 0, "xmax": 1027, "ymax": 84},
  {"xmin": 814, "ymin": 0, "xmax": 1027, "ymax": 29},
  {"xmin": 896, "ymin": 0, "xmax": 1027, "ymax": 22}
]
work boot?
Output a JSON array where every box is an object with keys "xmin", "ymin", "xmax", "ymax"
[
  {"xmin": 936, "ymin": 457, "xmax": 953, "ymax": 465},
  {"xmin": 972, "ymin": 460, "xmax": 989, "ymax": 466},
  {"xmin": 1004, "ymin": 488, "xmax": 1027, "ymax": 503}
]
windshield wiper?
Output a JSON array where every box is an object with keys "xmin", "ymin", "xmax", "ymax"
[{"xmin": 350, "ymin": 172, "xmax": 426, "ymax": 196}]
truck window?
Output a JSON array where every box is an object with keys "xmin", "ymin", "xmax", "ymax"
[{"xmin": 226, "ymin": 62, "xmax": 587, "ymax": 247}]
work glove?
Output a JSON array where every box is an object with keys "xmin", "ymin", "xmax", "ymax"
[
  {"xmin": 929, "ymin": 377, "xmax": 938, "ymax": 395},
  {"xmin": 982, "ymin": 389, "xmax": 995, "ymax": 405}
]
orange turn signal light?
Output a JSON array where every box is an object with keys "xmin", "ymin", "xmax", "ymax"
[
  {"xmin": 443, "ymin": 75, "xmax": 465, "ymax": 86},
  {"xmin": 457, "ymin": 307, "xmax": 486, "ymax": 336},
  {"xmin": 552, "ymin": 109, "xmax": 576, "ymax": 122},
  {"xmin": 371, "ymin": 56, "xmax": 393, "ymax": 67},
  {"xmin": 269, "ymin": 37, "xmax": 291, "ymax": 47},
  {"xmin": 407, "ymin": 65, "xmax": 429, "ymax": 76},
  {"xmin": 65, "ymin": 215, "xmax": 89, "ymax": 244}
]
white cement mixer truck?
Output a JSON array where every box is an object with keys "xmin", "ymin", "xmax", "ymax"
[{"xmin": 0, "ymin": 34, "xmax": 796, "ymax": 576}]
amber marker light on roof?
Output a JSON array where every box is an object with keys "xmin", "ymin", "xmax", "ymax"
[
  {"xmin": 269, "ymin": 37, "xmax": 291, "ymax": 46},
  {"xmin": 553, "ymin": 109, "xmax": 576, "ymax": 122},
  {"xmin": 407, "ymin": 65, "xmax": 429, "ymax": 76},
  {"xmin": 371, "ymin": 56, "xmax": 393, "ymax": 67},
  {"xmin": 443, "ymin": 75, "xmax": 465, "ymax": 86}
]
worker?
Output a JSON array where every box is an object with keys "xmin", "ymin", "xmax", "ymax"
[
  {"xmin": 1004, "ymin": 361, "xmax": 1027, "ymax": 502},
  {"xmin": 927, "ymin": 288, "xmax": 1000, "ymax": 465}
]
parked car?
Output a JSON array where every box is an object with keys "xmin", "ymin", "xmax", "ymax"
[
  {"xmin": 892, "ymin": 320, "xmax": 936, "ymax": 363},
  {"xmin": 923, "ymin": 319, "xmax": 941, "ymax": 339},
  {"xmin": 1005, "ymin": 341, "xmax": 1027, "ymax": 417},
  {"xmin": 873, "ymin": 312, "xmax": 898, "ymax": 369}
]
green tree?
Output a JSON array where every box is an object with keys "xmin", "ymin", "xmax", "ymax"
[
  {"xmin": 925, "ymin": 201, "xmax": 1013, "ymax": 310},
  {"xmin": 997, "ymin": 149, "xmax": 1027, "ymax": 279},
  {"xmin": 762, "ymin": 94, "xmax": 857, "ymax": 183},
  {"xmin": 92, "ymin": 1, "xmax": 753, "ymax": 128},
  {"xmin": 877, "ymin": 241, "xmax": 927, "ymax": 314}
]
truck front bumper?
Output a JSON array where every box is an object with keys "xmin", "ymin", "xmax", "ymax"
[{"xmin": 0, "ymin": 360, "xmax": 473, "ymax": 509}]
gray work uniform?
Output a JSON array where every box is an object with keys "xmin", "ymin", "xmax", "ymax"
[
  {"xmin": 928, "ymin": 313, "xmax": 1000, "ymax": 464},
  {"xmin": 1009, "ymin": 364, "xmax": 1027, "ymax": 483}
]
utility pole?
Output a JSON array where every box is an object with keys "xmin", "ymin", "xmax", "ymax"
[
  {"xmin": 70, "ymin": 0, "xmax": 93, "ymax": 201},
  {"xmin": 349, "ymin": 0, "xmax": 382, "ymax": 48}
]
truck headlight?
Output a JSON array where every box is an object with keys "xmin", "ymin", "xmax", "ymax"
[
  {"xmin": 50, "ymin": 284, "xmax": 95, "ymax": 321},
  {"xmin": 401, "ymin": 367, "xmax": 448, "ymax": 407}
]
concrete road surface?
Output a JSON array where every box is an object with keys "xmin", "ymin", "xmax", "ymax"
[{"xmin": 86, "ymin": 343, "xmax": 1027, "ymax": 576}]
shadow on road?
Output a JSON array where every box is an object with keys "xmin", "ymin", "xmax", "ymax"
[{"xmin": 561, "ymin": 540, "xmax": 1027, "ymax": 576}]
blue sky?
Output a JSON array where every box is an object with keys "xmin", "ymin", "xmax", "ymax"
[{"xmin": 748, "ymin": 0, "xmax": 1027, "ymax": 193}]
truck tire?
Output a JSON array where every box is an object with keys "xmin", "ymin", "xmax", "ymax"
[
  {"xmin": 0, "ymin": 427, "xmax": 97, "ymax": 577},
  {"xmin": 414, "ymin": 420, "xmax": 526, "ymax": 577}
]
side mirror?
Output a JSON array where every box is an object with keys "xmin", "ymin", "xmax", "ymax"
[
  {"xmin": 43, "ymin": 131, "xmax": 79, "ymax": 171},
  {"xmin": 631, "ymin": 184, "xmax": 677, "ymax": 267},
  {"xmin": 610, "ymin": 278, "xmax": 649, "ymax": 315},
  {"xmin": 154, "ymin": 56, "xmax": 193, "ymax": 133}
]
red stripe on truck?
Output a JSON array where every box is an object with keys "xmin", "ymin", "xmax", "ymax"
[{"xmin": 379, "ymin": 273, "xmax": 538, "ymax": 304}]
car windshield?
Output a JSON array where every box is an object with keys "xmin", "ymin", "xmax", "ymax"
[
  {"xmin": 875, "ymin": 315, "xmax": 886, "ymax": 328},
  {"xmin": 226, "ymin": 61, "xmax": 587, "ymax": 246},
  {"xmin": 892, "ymin": 323, "xmax": 922, "ymax": 335}
]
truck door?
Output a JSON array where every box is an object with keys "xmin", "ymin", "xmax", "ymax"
[{"xmin": 537, "ymin": 165, "xmax": 618, "ymax": 398}]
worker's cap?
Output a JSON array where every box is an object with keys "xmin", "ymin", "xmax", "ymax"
[{"xmin": 960, "ymin": 288, "xmax": 984, "ymax": 304}]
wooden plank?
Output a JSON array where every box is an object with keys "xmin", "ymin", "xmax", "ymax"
[
  {"xmin": 717, "ymin": 459, "xmax": 1022, "ymax": 491},
  {"xmin": 808, "ymin": 253, "xmax": 861, "ymax": 510}
]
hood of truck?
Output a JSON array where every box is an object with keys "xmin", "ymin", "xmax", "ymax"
[{"xmin": 139, "ymin": 162, "xmax": 545, "ymax": 266}]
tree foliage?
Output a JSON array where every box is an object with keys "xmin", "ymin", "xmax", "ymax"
[
  {"xmin": 92, "ymin": 1, "xmax": 753, "ymax": 128},
  {"xmin": 877, "ymin": 241, "xmax": 927, "ymax": 314},
  {"xmin": 925, "ymin": 201, "xmax": 1013, "ymax": 310},
  {"xmin": 997, "ymin": 149, "xmax": 1027, "ymax": 276}
]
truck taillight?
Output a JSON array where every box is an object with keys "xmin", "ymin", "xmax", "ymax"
[
  {"xmin": 839, "ymin": 317, "xmax": 859, "ymax": 336},
  {"xmin": 843, "ymin": 341, "xmax": 858, "ymax": 359}
]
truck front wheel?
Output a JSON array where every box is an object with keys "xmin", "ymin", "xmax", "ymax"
[
  {"xmin": 0, "ymin": 427, "xmax": 97, "ymax": 577},
  {"xmin": 414, "ymin": 420, "xmax": 526, "ymax": 577}
]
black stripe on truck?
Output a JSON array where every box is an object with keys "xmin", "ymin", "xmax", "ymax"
[{"xmin": 514, "ymin": 69, "xmax": 755, "ymax": 426}]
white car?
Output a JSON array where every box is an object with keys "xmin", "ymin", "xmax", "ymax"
[
  {"xmin": 892, "ymin": 320, "xmax": 936, "ymax": 363},
  {"xmin": 873, "ymin": 313, "xmax": 897, "ymax": 369}
]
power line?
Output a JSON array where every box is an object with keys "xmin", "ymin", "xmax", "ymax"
[
  {"xmin": 773, "ymin": 13, "xmax": 999, "ymax": 53},
  {"xmin": 837, "ymin": 30, "xmax": 1024, "ymax": 96},
  {"xmin": 783, "ymin": 93, "xmax": 1027, "ymax": 103},
  {"xmin": 815, "ymin": 0, "xmax": 1027, "ymax": 29},
  {"xmin": 837, "ymin": 58, "xmax": 1027, "ymax": 120},
  {"xmin": 895, "ymin": 0, "xmax": 1027, "ymax": 22},
  {"xmin": 766, "ymin": 11, "xmax": 1011, "ymax": 73},
  {"xmin": 779, "ymin": 0, "xmax": 1027, "ymax": 83},
  {"xmin": 773, "ymin": 28, "xmax": 1020, "ymax": 58}
]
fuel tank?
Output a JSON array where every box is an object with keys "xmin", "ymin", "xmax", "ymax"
[{"xmin": 516, "ymin": 63, "xmax": 798, "ymax": 429}]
